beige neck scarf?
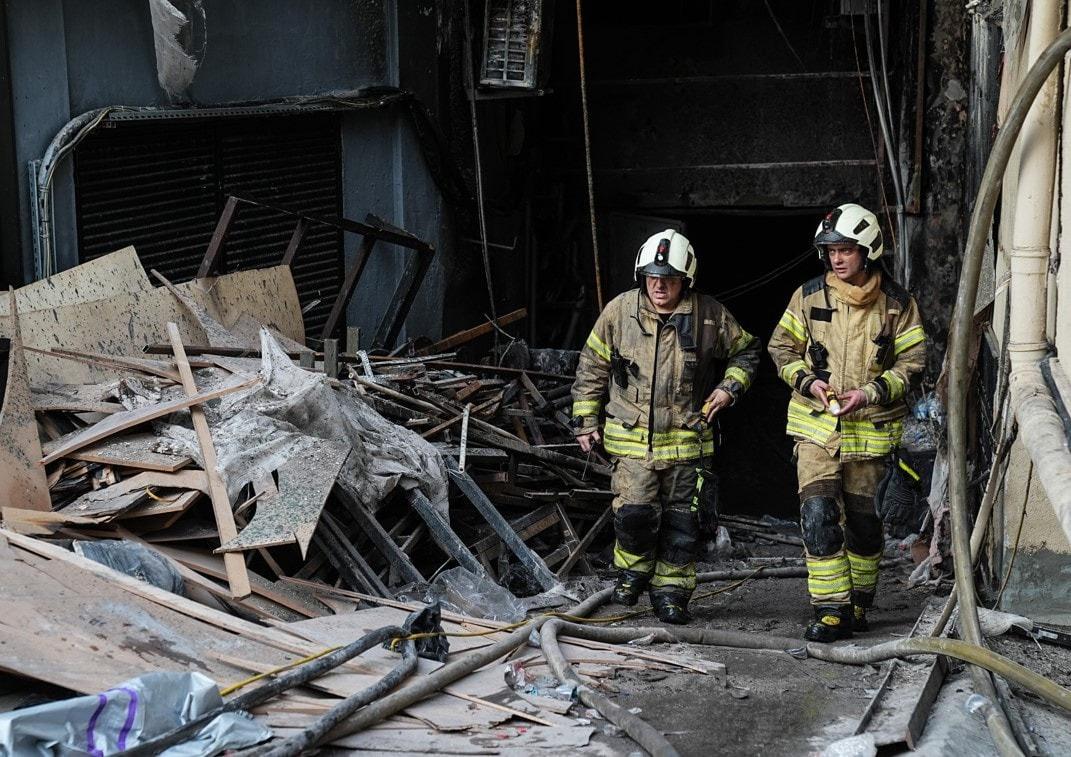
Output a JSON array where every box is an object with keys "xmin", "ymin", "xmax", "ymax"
[{"xmin": 826, "ymin": 270, "xmax": 882, "ymax": 307}]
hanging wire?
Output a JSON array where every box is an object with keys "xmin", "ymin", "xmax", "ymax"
[{"xmin": 575, "ymin": 0, "xmax": 604, "ymax": 311}]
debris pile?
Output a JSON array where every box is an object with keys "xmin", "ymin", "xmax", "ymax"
[{"xmin": 0, "ymin": 246, "xmax": 681, "ymax": 754}]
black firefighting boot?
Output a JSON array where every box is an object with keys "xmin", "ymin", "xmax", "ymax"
[
  {"xmin": 611, "ymin": 569, "xmax": 650, "ymax": 607},
  {"xmin": 804, "ymin": 605, "xmax": 854, "ymax": 642},
  {"xmin": 852, "ymin": 605, "xmax": 870, "ymax": 632},
  {"xmin": 651, "ymin": 590, "xmax": 692, "ymax": 625}
]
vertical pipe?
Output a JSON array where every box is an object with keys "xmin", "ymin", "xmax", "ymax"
[{"xmin": 1008, "ymin": 0, "xmax": 1062, "ymax": 368}]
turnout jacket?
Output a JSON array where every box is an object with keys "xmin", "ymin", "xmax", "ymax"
[
  {"xmin": 571, "ymin": 289, "xmax": 760, "ymax": 468},
  {"xmin": 768, "ymin": 271, "xmax": 926, "ymax": 461}
]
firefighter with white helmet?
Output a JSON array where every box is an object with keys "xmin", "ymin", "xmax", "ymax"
[
  {"xmin": 571, "ymin": 229, "xmax": 760, "ymax": 623},
  {"xmin": 768, "ymin": 203, "xmax": 927, "ymax": 641}
]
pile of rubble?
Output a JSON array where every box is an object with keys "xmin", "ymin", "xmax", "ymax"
[{"xmin": 1, "ymin": 247, "xmax": 706, "ymax": 754}]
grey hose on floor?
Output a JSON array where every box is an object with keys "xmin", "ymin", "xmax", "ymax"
[{"xmin": 262, "ymin": 637, "xmax": 418, "ymax": 757}]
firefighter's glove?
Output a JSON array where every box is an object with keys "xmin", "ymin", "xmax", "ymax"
[{"xmin": 692, "ymin": 465, "xmax": 720, "ymax": 535}]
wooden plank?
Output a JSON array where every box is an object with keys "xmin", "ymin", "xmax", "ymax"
[
  {"xmin": 40, "ymin": 375, "xmax": 259, "ymax": 465},
  {"xmin": 166, "ymin": 322, "xmax": 251, "ymax": 599},
  {"xmin": 0, "ymin": 294, "xmax": 51, "ymax": 511},
  {"xmin": 555, "ymin": 503, "xmax": 594, "ymax": 576},
  {"xmin": 0, "ymin": 247, "xmax": 150, "ymax": 316},
  {"xmin": 402, "ymin": 488, "xmax": 489, "ymax": 579},
  {"xmin": 556, "ymin": 505, "xmax": 612, "ymax": 579},
  {"xmin": 334, "ymin": 484, "xmax": 423, "ymax": 586},
  {"xmin": 119, "ymin": 490, "xmax": 202, "ymax": 521},
  {"xmin": 447, "ymin": 468, "xmax": 558, "ymax": 592},
  {"xmin": 281, "ymin": 217, "xmax": 309, "ymax": 267},
  {"xmin": 29, "ymin": 347, "xmax": 183, "ymax": 382},
  {"xmin": 321, "ymin": 234, "xmax": 376, "ymax": 341},
  {"xmin": 317, "ymin": 512, "xmax": 391, "ymax": 597},
  {"xmin": 42, "ymin": 432, "xmax": 193, "ymax": 473},
  {"xmin": 196, "ymin": 195, "xmax": 240, "ymax": 278},
  {"xmin": 469, "ymin": 504, "xmax": 559, "ymax": 557},
  {"xmin": 417, "ymin": 308, "xmax": 527, "ymax": 356}
]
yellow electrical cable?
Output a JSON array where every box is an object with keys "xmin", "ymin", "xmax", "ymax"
[
  {"xmin": 220, "ymin": 569, "xmax": 765, "ymax": 696},
  {"xmin": 143, "ymin": 486, "xmax": 179, "ymax": 503}
]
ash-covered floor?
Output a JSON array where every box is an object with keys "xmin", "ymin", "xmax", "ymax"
[{"xmin": 557, "ymin": 544, "xmax": 1071, "ymax": 757}]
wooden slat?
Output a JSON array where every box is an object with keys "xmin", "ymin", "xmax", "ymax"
[{"xmin": 166, "ymin": 322, "xmax": 251, "ymax": 599}]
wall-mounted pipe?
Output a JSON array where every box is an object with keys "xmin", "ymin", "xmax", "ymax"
[{"xmin": 948, "ymin": 19, "xmax": 1071, "ymax": 757}]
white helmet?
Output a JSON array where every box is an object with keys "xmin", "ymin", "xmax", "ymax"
[
  {"xmin": 634, "ymin": 229, "xmax": 697, "ymax": 287},
  {"xmin": 814, "ymin": 203, "xmax": 884, "ymax": 266}
]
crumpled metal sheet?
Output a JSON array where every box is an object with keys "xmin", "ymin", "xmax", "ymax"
[{"xmin": 158, "ymin": 329, "xmax": 450, "ymax": 531}]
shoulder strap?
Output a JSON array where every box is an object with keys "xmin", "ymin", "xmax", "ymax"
[
  {"xmin": 879, "ymin": 276, "xmax": 909, "ymax": 311},
  {"xmin": 802, "ymin": 274, "xmax": 825, "ymax": 297}
]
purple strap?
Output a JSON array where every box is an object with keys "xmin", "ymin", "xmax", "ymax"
[
  {"xmin": 86, "ymin": 686, "xmax": 141, "ymax": 755},
  {"xmin": 85, "ymin": 693, "xmax": 108, "ymax": 757}
]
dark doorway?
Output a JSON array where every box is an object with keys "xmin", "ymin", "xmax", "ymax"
[{"xmin": 685, "ymin": 210, "xmax": 826, "ymax": 520}]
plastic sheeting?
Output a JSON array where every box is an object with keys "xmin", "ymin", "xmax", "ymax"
[
  {"xmin": 0, "ymin": 671, "xmax": 270, "ymax": 756},
  {"xmin": 157, "ymin": 329, "xmax": 450, "ymax": 519},
  {"xmin": 148, "ymin": 0, "xmax": 207, "ymax": 100},
  {"xmin": 73, "ymin": 540, "xmax": 184, "ymax": 595}
]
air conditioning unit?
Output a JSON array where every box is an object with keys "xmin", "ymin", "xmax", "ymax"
[{"xmin": 480, "ymin": 0, "xmax": 545, "ymax": 89}]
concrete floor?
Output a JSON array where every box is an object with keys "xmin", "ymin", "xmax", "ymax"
[{"xmin": 570, "ymin": 543, "xmax": 1071, "ymax": 756}]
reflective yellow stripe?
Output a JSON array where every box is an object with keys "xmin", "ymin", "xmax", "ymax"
[
  {"xmin": 898, "ymin": 458, "xmax": 921, "ymax": 481},
  {"xmin": 651, "ymin": 560, "xmax": 697, "ymax": 591},
  {"xmin": 894, "ymin": 325, "xmax": 925, "ymax": 355},
  {"xmin": 613, "ymin": 544, "xmax": 655, "ymax": 574},
  {"xmin": 585, "ymin": 330, "xmax": 611, "ymax": 361},
  {"xmin": 604, "ymin": 420, "xmax": 715, "ymax": 461},
  {"xmin": 779, "ymin": 359, "xmax": 808, "ymax": 385},
  {"xmin": 724, "ymin": 366, "xmax": 751, "ymax": 390},
  {"xmin": 728, "ymin": 330, "xmax": 756, "ymax": 358},
  {"xmin": 847, "ymin": 550, "xmax": 881, "ymax": 591},
  {"xmin": 879, "ymin": 369, "xmax": 906, "ymax": 401},
  {"xmin": 786, "ymin": 399, "xmax": 838, "ymax": 444},
  {"xmin": 806, "ymin": 554, "xmax": 851, "ymax": 601},
  {"xmin": 840, "ymin": 420, "xmax": 903, "ymax": 456},
  {"xmin": 778, "ymin": 310, "xmax": 806, "ymax": 342},
  {"xmin": 571, "ymin": 399, "xmax": 602, "ymax": 416}
]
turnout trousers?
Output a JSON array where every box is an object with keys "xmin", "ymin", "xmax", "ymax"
[
  {"xmin": 610, "ymin": 457, "xmax": 700, "ymax": 602},
  {"xmin": 796, "ymin": 442, "xmax": 885, "ymax": 607}
]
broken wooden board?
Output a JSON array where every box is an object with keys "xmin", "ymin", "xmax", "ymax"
[
  {"xmin": 167, "ymin": 322, "xmax": 251, "ymax": 599},
  {"xmin": 42, "ymin": 432, "xmax": 193, "ymax": 473},
  {"xmin": 152, "ymin": 269, "xmax": 248, "ymax": 349},
  {"xmin": 40, "ymin": 375, "xmax": 260, "ymax": 465},
  {"xmin": 31, "ymin": 381, "xmax": 122, "ymax": 415},
  {"xmin": 0, "ymin": 247, "xmax": 151, "ymax": 317},
  {"xmin": 118, "ymin": 490, "xmax": 202, "ymax": 523},
  {"xmin": 217, "ymin": 438, "xmax": 351, "ymax": 557},
  {"xmin": 59, "ymin": 470, "xmax": 209, "ymax": 521},
  {"xmin": 10, "ymin": 265, "xmax": 302, "ymax": 386},
  {"xmin": 0, "ymin": 531, "xmax": 307, "ymax": 696},
  {"xmin": 0, "ymin": 295, "xmax": 51, "ymax": 511},
  {"xmin": 1, "ymin": 507, "xmax": 104, "ymax": 535}
]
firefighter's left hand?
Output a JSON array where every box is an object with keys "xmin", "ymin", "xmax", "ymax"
[
  {"xmin": 837, "ymin": 389, "xmax": 869, "ymax": 415},
  {"xmin": 703, "ymin": 388, "xmax": 733, "ymax": 422}
]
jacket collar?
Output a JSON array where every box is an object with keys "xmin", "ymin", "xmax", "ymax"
[{"xmin": 637, "ymin": 288, "xmax": 694, "ymax": 318}]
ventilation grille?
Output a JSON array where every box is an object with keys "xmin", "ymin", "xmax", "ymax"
[
  {"xmin": 74, "ymin": 115, "xmax": 343, "ymax": 338},
  {"xmin": 481, "ymin": 0, "xmax": 542, "ymax": 88}
]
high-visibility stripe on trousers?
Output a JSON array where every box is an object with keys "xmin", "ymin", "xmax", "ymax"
[
  {"xmin": 847, "ymin": 549, "xmax": 881, "ymax": 599},
  {"xmin": 806, "ymin": 553, "xmax": 852, "ymax": 605},
  {"xmin": 650, "ymin": 560, "xmax": 697, "ymax": 593}
]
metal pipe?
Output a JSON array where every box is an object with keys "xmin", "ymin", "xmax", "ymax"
[{"xmin": 948, "ymin": 22, "xmax": 1071, "ymax": 757}]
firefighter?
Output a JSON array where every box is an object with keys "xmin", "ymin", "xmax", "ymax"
[
  {"xmin": 571, "ymin": 230, "xmax": 760, "ymax": 624},
  {"xmin": 768, "ymin": 204, "xmax": 926, "ymax": 642}
]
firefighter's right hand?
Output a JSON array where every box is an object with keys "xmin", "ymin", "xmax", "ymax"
[
  {"xmin": 809, "ymin": 379, "xmax": 831, "ymax": 409},
  {"xmin": 577, "ymin": 429, "xmax": 601, "ymax": 453}
]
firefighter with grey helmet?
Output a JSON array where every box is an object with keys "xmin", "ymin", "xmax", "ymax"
[
  {"xmin": 571, "ymin": 229, "xmax": 760, "ymax": 624},
  {"xmin": 768, "ymin": 203, "xmax": 927, "ymax": 642}
]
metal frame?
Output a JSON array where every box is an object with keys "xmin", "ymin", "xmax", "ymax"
[{"xmin": 196, "ymin": 195, "xmax": 435, "ymax": 346}]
